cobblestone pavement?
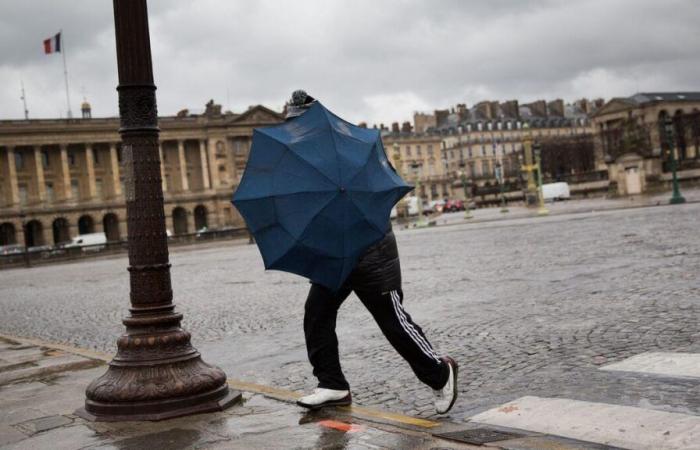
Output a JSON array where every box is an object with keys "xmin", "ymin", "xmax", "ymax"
[{"xmin": 1, "ymin": 201, "xmax": 699, "ymax": 424}]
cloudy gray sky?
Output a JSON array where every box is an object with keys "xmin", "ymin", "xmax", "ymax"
[{"xmin": 1, "ymin": 0, "xmax": 699, "ymax": 124}]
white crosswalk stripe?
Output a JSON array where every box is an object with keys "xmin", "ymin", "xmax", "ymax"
[
  {"xmin": 470, "ymin": 396, "xmax": 700, "ymax": 450},
  {"xmin": 601, "ymin": 352, "xmax": 700, "ymax": 379}
]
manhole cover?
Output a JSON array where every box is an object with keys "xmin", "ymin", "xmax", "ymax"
[{"xmin": 435, "ymin": 428, "xmax": 525, "ymax": 445}]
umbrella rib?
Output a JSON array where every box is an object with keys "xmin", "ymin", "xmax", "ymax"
[
  {"xmin": 255, "ymin": 127, "xmax": 340, "ymax": 189},
  {"xmin": 234, "ymin": 189, "xmax": 338, "ymax": 202},
  {"xmin": 264, "ymin": 192, "xmax": 340, "ymax": 268},
  {"xmin": 321, "ymin": 107, "xmax": 344, "ymax": 186},
  {"xmin": 345, "ymin": 194, "xmax": 386, "ymax": 236}
]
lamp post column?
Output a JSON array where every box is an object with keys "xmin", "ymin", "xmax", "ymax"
[
  {"xmin": 458, "ymin": 164, "xmax": 473, "ymax": 219},
  {"xmin": 665, "ymin": 117, "xmax": 686, "ymax": 205},
  {"xmin": 533, "ymin": 142, "xmax": 549, "ymax": 216},
  {"xmin": 521, "ymin": 124, "xmax": 537, "ymax": 205},
  {"xmin": 392, "ymin": 142, "xmax": 407, "ymax": 221},
  {"xmin": 79, "ymin": 0, "xmax": 239, "ymax": 421}
]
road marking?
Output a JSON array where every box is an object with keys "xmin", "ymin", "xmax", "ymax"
[
  {"xmin": 470, "ymin": 396, "xmax": 700, "ymax": 450},
  {"xmin": 601, "ymin": 352, "xmax": 700, "ymax": 379},
  {"xmin": 227, "ymin": 379, "xmax": 441, "ymax": 429},
  {"xmin": 0, "ymin": 334, "xmax": 441, "ymax": 430}
]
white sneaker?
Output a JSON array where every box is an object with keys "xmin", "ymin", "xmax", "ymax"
[
  {"xmin": 297, "ymin": 388, "xmax": 352, "ymax": 410},
  {"xmin": 434, "ymin": 356, "xmax": 458, "ymax": 414}
]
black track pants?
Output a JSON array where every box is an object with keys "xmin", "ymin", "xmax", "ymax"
[{"xmin": 303, "ymin": 284, "xmax": 449, "ymax": 391}]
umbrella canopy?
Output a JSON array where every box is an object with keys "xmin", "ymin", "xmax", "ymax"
[{"xmin": 232, "ymin": 101, "xmax": 412, "ymax": 291}]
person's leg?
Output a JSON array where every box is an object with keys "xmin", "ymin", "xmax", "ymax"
[
  {"xmin": 356, "ymin": 288, "xmax": 448, "ymax": 390},
  {"xmin": 304, "ymin": 283, "xmax": 352, "ymax": 390}
]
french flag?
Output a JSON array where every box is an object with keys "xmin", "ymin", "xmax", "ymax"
[{"xmin": 43, "ymin": 32, "xmax": 61, "ymax": 54}]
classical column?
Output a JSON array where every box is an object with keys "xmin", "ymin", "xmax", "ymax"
[
  {"xmin": 199, "ymin": 139, "xmax": 211, "ymax": 190},
  {"xmin": 109, "ymin": 143, "xmax": 122, "ymax": 197},
  {"xmin": 4, "ymin": 146, "xmax": 20, "ymax": 206},
  {"xmin": 158, "ymin": 142, "xmax": 167, "ymax": 193},
  {"xmin": 207, "ymin": 138, "xmax": 220, "ymax": 189},
  {"xmin": 79, "ymin": 0, "xmax": 237, "ymax": 422},
  {"xmin": 59, "ymin": 144, "xmax": 73, "ymax": 201},
  {"xmin": 177, "ymin": 139, "xmax": 189, "ymax": 191},
  {"xmin": 84, "ymin": 143, "xmax": 97, "ymax": 200},
  {"xmin": 32, "ymin": 146, "xmax": 47, "ymax": 203}
]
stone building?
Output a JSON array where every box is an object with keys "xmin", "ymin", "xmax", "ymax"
[
  {"xmin": 381, "ymin": 133, "xmax": 453, "ymax": 202},
  {"xmin": 591, "ymin": 92, "xmax": 700, "ymax": 195},
  {"xmin": 417, "ymin": 98, "xmax": 596, "ymax": 201},
  {"xmin": 0, "ymin": 101, "xmax": 282, "ymax": 248}
]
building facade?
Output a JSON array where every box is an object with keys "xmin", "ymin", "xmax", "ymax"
[
  {"xmin": 0, "ymin": 101, "xmax": 282, "ymax": 248},
  {"xmin": 591, "ymin": 92, "xmax": 700, "ymax": 195},
  {"xmin": 381, "ymin": 133, "xmax": 453, "ymax": 202},
  {"xmin": 409, "ymin": 98, "xmax": 597, "ymax": 202}
]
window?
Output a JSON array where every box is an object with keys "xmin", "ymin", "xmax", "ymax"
[
  {"xmin": 405, "ymin": 146, "xmax": 412, "ymax": 157},
  {"xmin": 14, "ymin": 152, "xmax": 23, "ymax": 170},
  {"xmin": 427, "ymin": 145, "xmax": 434, "ymax": 156},
  {"xmin": 45, "ymin": 182, "xmax": 54, "ymax": 202},
  {"xmin": 95, "ymin": 179, "xmax": 103, "ymax": 199},
  {"xmin": 482, "ymin": 160, "xmax": 489, "ymax": 175},
  {"xmin": 416, "ymin": 146, "xmax": 422, "ymax": 157},
  {"xmin": 19, "ymin": 185, "xmax": 28, "ymax": 205},
  {"xmin": 41, "ymin": 150, "xmax": 50, "ymax": 169},
  {"xmin": 92, "ymin": 148, "xmax": 100, "ymax": 165},
  {"xmin": 68, "ymin": 152, "xmax": 76, "ymax": 167},
  {"xmin": 71, "ymin": 179, "xmax": 80, "ymax": 199}
]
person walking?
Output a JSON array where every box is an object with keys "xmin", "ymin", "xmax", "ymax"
[{"xmin": 286, "ymin": 91, "xmax": 459, "ymax": 415}]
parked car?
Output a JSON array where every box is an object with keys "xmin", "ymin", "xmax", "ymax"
[
  {"xmin": 64, "ymin": 232, "xmax": 107, "ymax": 251},
  {"xmin": 427, "ymin": 200, "xmax": 445, "ymax": 214},
  {"xmin": 443, "ymin": 199, "xmax": 465, "ymax": 212},
  {"xmin": 0, "ymin": 244, "xmax": 24, "ymax": 255},
  {"xmin": 542, "ymin": 182, "xmax": 571, "ymax": 202}
]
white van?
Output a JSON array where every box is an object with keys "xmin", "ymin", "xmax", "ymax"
[
  {"xmin": 65, "ymin": 232, "xmax": 107, "ymax": 251},
  {"xmin": 541, "ymin": 182, "xmax": 571, "ymax": 202}
]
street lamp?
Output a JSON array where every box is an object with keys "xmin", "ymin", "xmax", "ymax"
[
  {"xmin": 533, "ymin": 142, "xmax": 549, "ymax": 216},
  {"xmin": 520, "ymin": 123, "xmax": 538, "ymax": 205},
  {"xmin": 458, "ymin": 163, "xmax": 473, "ymax": 219},
  {"xmin": 78, "ymin": 0, "xmax": 238, "ymax": 421},
  {"xmin": 19, "ymin": 212, "xmax": 30, "ymax": 268},
  {"xmin": 411, "ymin": 162, "xmax": 426, "ymax": 227},
  {"xmin": 664, "ymin": 116, "xmax": 686, "ymax": 204},
  {"xmin": 392, "ymin": 142, "xmax": 407, "ymax": 220},
  {"xmin": 495, "ymin": 160, "xmax": 508, "ymax": 213}
]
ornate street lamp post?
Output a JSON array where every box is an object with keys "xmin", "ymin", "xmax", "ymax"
[
  {"xmin": 78, "ymin": 0, "xmax": 239, "ymax": 421},
  {"xmin": 664, "ymin": 117, "xmax": 686, "ymax": 205},
  {"xmin": 520, "ymin": 123, "xmax": 538, "ymax": 205},
  {"xmin": 411, "ymin": 162, "xmax": 426, "ymax": 227},
  {"xmin": 458, "ymin": 163, "xmax": 473, "ymax": 219},
  {"xmin": 495, "ymin": 160, "xmax": 508, "ymax": 213},
  {"xmin": 19, "ymin": 212, "xmax": 30, "ymax": 268},
  {"xmin": 533, "ymin": 142, "xmax": 549, "ymax": 216},
  {"xmin": 392, "ymin": 142, "xmax": 407, "ymax": 220}
]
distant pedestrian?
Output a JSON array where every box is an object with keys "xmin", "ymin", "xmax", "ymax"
[{"xmin": 287, "ymin": 91, "xmax": 459, "ymax": 415}]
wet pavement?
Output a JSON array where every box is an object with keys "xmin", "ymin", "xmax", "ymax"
[{"xmin": 1, "ymin": 199, "xmax": 699, "ymax": 428}]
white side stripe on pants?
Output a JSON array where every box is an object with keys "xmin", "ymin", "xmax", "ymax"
[{"xmin": 390, "ymin": 290, "xmax": 441, "ymax": 363}]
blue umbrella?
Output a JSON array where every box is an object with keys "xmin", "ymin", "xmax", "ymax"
[{"xmin": 232, "ymin": 101, "xmax": 412, "ymax": 291}]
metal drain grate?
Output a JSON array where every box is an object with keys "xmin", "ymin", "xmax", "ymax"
[{"xmin": 434, "ymin": 428, "xmax": 525, "ymax": 445}]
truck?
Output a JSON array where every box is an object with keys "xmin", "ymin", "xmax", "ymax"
[
  {"xmin": 541, "ymin": 182, "xmax": 571, "ymax": 202},
  {"xmin": 64, "ymin": 232, "xmax": 108, "ymax": 251}
]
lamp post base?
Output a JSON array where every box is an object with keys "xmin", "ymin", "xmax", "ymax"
[
  {"xmin": 76, "ymin": 385, "xmax": 241, "ymax": 422},
  {"xmin": 670, "ymin": 195, "xmax": 686, "ymax": 205}
]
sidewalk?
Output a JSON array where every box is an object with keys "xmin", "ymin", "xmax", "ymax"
[
  {"xmin": 404, "ymin": 187, "xmax": 700, "ymax": 229},
  {"xmin": 0, "ymin": 335, "xmax": 618, "ymax": 450}
]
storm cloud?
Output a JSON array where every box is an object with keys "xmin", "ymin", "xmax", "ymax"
[{"xmin": 1, "ymin": 0, "xmax": 698, "ymax": 124}]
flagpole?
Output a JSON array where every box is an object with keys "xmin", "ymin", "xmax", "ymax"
[
  {"xmin": 60, "ymin": 29, "xmax": 73, "ymax": 118},
  {"xmin": 20, "ymin": 80, "xmax": 29, "ymax": 120}
]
